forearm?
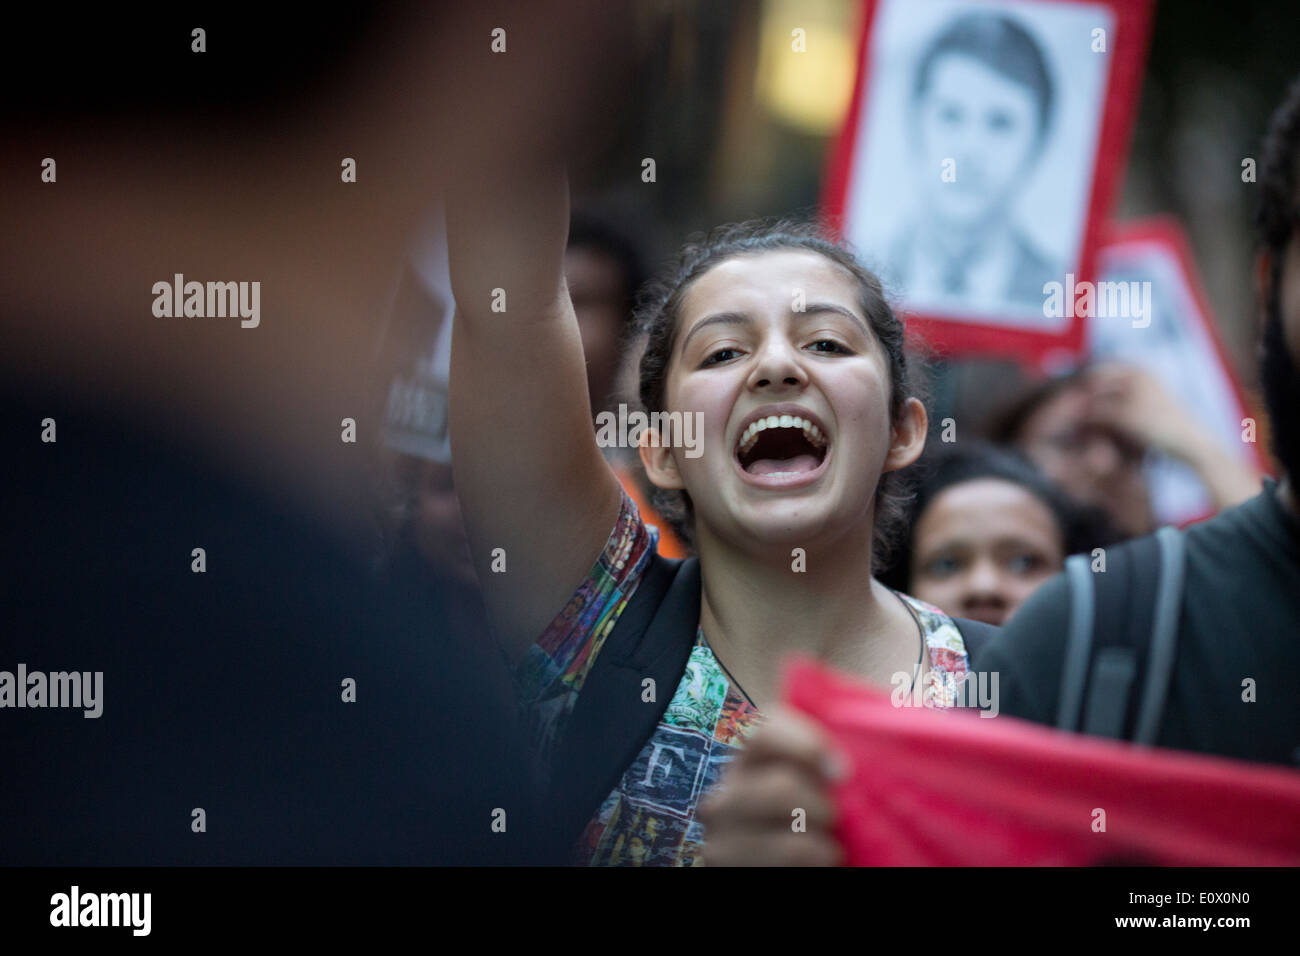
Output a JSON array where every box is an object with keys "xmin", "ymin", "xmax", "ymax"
[
  {"xmin": 444, "ymin": 164, "xmax": 622, "ymax": 658},
  {"xmin": 445, "ymin": 160, "xmax": 571, "ymax": 326}
]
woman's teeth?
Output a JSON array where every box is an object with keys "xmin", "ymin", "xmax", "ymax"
[{"xmin": 736, "ymin": 415, "xmax": 825, "ymax": 456}]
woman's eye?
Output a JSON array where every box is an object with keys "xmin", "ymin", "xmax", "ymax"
[
  {"xmin": 702, "ymin": 348, "xmax": 741, "ymax": 367},
  {"xmin": 808, "ymin": 339, "xmax": 850, "ymax": 354},
  {"xmin": 922, "ymin": 556, "xmax": 960, "ymax": 578},
  {"xmin": 1007, "ymin": 553, "xmax": 1043, "ymax": 575}
]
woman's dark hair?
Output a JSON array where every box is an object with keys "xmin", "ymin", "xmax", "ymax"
[
  {"xmin": 633, "ymin": 218, "xmax": 920, "ymax": 564},
  {"xmin": 876, "ymin": 441, "xmax": 1116, "ymax": 593}
]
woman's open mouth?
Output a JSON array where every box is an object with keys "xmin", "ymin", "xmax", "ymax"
[{"xmin": 733, "ymin": 413, "xmax": 830, "ymax": 487}]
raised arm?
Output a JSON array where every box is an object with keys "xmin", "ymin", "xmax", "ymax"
[{"xmin": 446, "ymin": 164, "xmax": 625, "ymax": 661}]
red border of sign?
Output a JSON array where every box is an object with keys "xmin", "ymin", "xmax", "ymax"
[
  {"xmin": 1098, "ymin": 217, "xmax": 1270, "ymax": 473},
  {"xmin": 822, "ymin": 0, "xmax": 1155, "ymax": 364}
]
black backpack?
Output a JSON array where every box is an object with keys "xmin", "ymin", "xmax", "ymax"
[
  {"xmin": 541, "ymin": 551, "xmax": 1000, "ymax": 859},
  {"xmin": 1054, "ymin": 525, "xmax": 1188, "ymax": 742}
]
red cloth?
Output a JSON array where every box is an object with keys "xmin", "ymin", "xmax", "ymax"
[{"xmin": 782, "ymin": 658, "xmax": 1300, "ymax": 866}]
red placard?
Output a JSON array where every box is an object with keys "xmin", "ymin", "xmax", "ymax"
[{"xmin": 823, "ymin": 0, "xmax": 1154, "ymax": 364}]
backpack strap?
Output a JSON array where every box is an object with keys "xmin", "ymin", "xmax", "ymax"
[
  {"xmin": 1057, "ymin": 528, "xmax": 1187, "ymax": 742},
  {"xmin": 1069, "ymin": 537, "xmax": 1158, "ymax": 738},
  {"xmin": 544, "ymin": 552, "xmax": 701, "ymax": 857},
  {"xmin": 1057, "ymin": 553, "xmax": 1098, "ymax": 732},
  {"xmin": 1134, "ymin": 526, "xmax": 1186, "ymax": 744}
]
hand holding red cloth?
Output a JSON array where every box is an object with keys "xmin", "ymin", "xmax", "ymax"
[{"xmin": 782, "ymin": 657, "xmax": 1300, "ymax": 866}]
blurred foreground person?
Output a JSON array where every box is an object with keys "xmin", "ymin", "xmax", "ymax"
[
  {"xmin": 878, "ymin": 443, "xmax": 1114, "ymax": 626},
  {"xmin": 2, "ymin": 381, "xmax": 525, "ymax": 864},
  {"xmin": 0, "ymin": 2, "xmax": 636, "ymax": 865},
  {"xmin": 701, "ymin": 75, "xmax": 1300, "ymax": 865}
]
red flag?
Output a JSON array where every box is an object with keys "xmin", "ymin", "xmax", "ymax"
[{"xmin": 783, "ymin": 657, "xmax": 1300, "ymax": 866}]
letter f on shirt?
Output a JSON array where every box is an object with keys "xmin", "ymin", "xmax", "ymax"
[{"xmin": 641, "ymin": 743, "xmax": 686, "ymax": 788}]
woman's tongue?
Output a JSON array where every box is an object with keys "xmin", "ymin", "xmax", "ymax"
[{"xmin": 747, "ymin": 453, "xmax": 821, "ymax": 476}]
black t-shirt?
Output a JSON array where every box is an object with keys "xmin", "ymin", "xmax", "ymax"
[
  {"xmin": 1, "ymin": 383, "xmax": 535, "ymax": 864},
  {"xmin": 982, "ymin": 482, "xmax": 1300, "ymax": 768}
]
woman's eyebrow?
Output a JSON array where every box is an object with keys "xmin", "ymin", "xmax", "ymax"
[
  {"xmin": 680, "ymin": 311, "xmax": 752, "ymax": 352},
  {"xmin": 680, "ymin": 303, "xmax": 869, "ymax": 353},
  {"xmin": 799, "ymin": 303, "xmax": 871, "ymax": 336}
]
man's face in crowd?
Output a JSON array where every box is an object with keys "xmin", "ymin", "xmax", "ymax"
[
  {"xmin": 566, "ymin": 246, "xmax": 628, "ymax": 415},
  {"xmin": 914, "ymin": 53, "xmax": 1043, "ymax": 231},
  {"xmin": 1015, "ymin": 383, "xmax": 1154, "ymax": 538}
]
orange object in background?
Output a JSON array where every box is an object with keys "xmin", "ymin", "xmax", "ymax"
[
  {"xmin": 784, "ymin": 658, "xmax": 1300, "ymax": 866},
  {"xmin": 615, "ymin": 463, "xmax": 689, "ymax": 558}
]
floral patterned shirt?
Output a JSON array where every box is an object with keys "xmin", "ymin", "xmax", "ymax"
[{"xmin": 514, "ymin": 492, "xmax": 973, "ymax": 866}]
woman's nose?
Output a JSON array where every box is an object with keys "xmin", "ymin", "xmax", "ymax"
[
  {"xmin": 963, "ymin": 559, "xmax": 1006, "ymax": 601},
  {"xmin": 748, "ymin": 337, "xmax": 807, "ymax": 390}
]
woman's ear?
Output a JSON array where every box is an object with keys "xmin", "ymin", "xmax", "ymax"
[
  {"xmin": 639, "ymin": 427, "xmax": 685, "ymax": 490},
  {"xmin": 883, "ymin": 397, "xmax": 928, "ymax": 473}
]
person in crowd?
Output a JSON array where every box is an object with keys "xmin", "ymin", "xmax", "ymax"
[
  {"xmin": 697, "ymin": 74, "xmax": 1300, "ymax": 865},
  {"xmin": 988, "ymin": 362, "xmax": 1260, "ymax": 537},
  {"xmin": 445, "ymin": 131, "xmax": 1015, "ymax": 863},
  {"xmin": 567, "ymin": 211, "xmax": 649, "ymax": 417},
  {"xmin": 877, "ymin": 443, "xmax": 1115, "ymax": 626}
]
